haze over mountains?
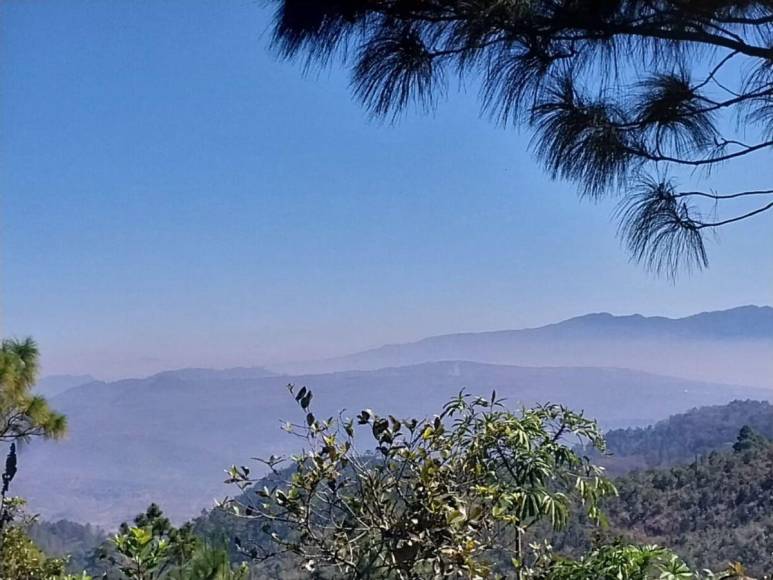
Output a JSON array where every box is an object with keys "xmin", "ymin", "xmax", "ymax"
[
  {"xmin": 18, "ymin": 305, "xmax": 773, "ymax": 527},
  {"xmin": 34, "ymin": 374, "xmax": 97, "ymax": 398},
  {"xmin": 277, "ymin": 305, "xmax": 773, "ymax": 388}
]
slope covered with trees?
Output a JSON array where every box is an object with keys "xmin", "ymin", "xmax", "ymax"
[
  {"xmin": 27, "ymin": 520, "xmax": 106, "ymax": 574},
  {"xmin": 598, "ymin": 436, "xmax": 773, "ymax": 576},
  {"xmin": 598, "ymin": 400, "xmax": 773, "ymax": 472}
]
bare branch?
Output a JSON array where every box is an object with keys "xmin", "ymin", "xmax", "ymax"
[{"xmin": 696, "ymin": 200, "xmax": 773, "ymax": 229}]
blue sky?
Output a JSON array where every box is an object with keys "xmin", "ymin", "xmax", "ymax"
[{"xmin": 1, "ymin": 0, "xmax": 771, "ymax": 379}]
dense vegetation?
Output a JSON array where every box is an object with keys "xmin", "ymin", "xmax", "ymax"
[
  {"xmin": 190, "ymin": 391, "xmax": 762, "ymax": 578},
  {"xmin": 595, "ymin": 400, "xmax": 773, "ymax": 472},
  {"xmin": 225, "ymin": 388, "xmax": 621, "ymax": 578},
  {"xmin": 194, "ymin": 399, "xmax": 773, "ymax": 578},
  {"xmin": 28, "ymin": 520, "xmax": 106, "ymax": 574},
  {"xmin": 579, "ymin": 432, "xmax": 773, "ymax": 577}
]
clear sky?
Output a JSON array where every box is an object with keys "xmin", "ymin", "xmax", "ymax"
[{"xmin": 1, "ymin": 0, "xmax": 771, "ymax": 379}]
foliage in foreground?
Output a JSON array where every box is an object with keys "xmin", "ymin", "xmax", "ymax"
[
  {"xmin": 0, "ymin": 337, "xmax": 72, "ymax": 579},
  {"xmin": 529, "ymin": 543, "xmax": 745, "ymax": 580},
  {"xmin": 98, "ymin": 504, "xmax": 248, "ymax": 580},
  {"xmin": 0, "ymin": 338, "xmax": 67, "ymax": 443},
  {"xmin": 226, "ymin": 388, "xmax": 615, "ymax": 577},
  {"xmin": 221, "ymin": 387, "xmax": 746, "ymax": 579},
  {"xmin": 0, "ymin": 498, "xmax": 89, "ymax": 580}
]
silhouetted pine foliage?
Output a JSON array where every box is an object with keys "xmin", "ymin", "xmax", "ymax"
[{"xmin": 269, "ymin": 0, "xmax": 773, "ymax": 276}]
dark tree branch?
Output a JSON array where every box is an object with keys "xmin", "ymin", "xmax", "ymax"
[
  {"xmin": 696, "ymin": 200, "xmax": 773, "ymax": 229},
  {"xmin": 676, "ymin": 188, "xmax": 773, "ymax": 200},
  {"xmin": 631, "ymin": 139, "xmax": 773, "ymax": 166},
  {"xmin": 270, "ymin": 0, "xmax": 773, "ymax": 275}
]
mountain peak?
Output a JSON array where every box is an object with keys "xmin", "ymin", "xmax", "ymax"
[{"xmin": 546, "ymin": 305, "xmax": 773, "ymax": 337}]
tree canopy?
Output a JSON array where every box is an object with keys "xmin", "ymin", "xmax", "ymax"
[
  {"xmin": 225, "ymin": 388, "xmax": 617, "ymax": 577},
  {"xmin": 0, "ymin": 338, "xmax": 66, "ymax": 442},
  {"xmin": 268, "ymin": 0, "xmax": 773, "ymax": 275},
  {"xmin": 214, "ymin": 387, "xmax": 760, "ymax": 578},
  {"xmin": 100, "ymin": 504, "xmax": 248, "ymax": 580},
  {"xmin": 0, "ymin": 338, "xmax": 68, "ymax": 576}
]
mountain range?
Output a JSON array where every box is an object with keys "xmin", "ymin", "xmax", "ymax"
[
  {"xmin": 17, "ymin": 305, "xmax": 773, "ymax": 527},
  {"xmin": 275, "ymin": 305, "xmax": 773, "ymax": 388}
]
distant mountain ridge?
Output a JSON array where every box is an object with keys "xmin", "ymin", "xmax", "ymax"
[
  {"xmin": 275, "ymin": 306, "xmax": 773, "ymax": 388},
  {"xmin": 34, "ymin": 374, "xmax": 97, "ymax": 398},
  {"xmin": 150, "ymin": 366, "xmax": 276, "ymax": 382},
  {"xmin": 34, "ymin": 367, "xmax": 277, "ymax": 398},
  {"xmin": 401, "ymin": 305, "xmax": 773, "ymax": 342},
  {"xmin": 16, "ymin": 360, "xmax": 770, "ymax": 527},
  {"xmin": 531, "ymin": 304, "xmax": 773, "ymax": 339},
  {"xmin": 20, "ymin": 306, "xmax": 772, "ymax": 527}
]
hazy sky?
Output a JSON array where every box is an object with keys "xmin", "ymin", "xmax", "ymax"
[{"xmin": 2, "ymin": 0, "xmax": 771, "ymax": 379}]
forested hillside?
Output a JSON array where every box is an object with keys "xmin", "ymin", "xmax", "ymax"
[
  {"xmin": 598, "ymin": 439, "xmax": 773, "ymax": 576},
  {"xmin": 598, "ymin": 400, "xmax": 773, "ymax": 472},
  {"xmin": 28, "ymin": 520, "xmax": 107, "ymax": 574}
]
